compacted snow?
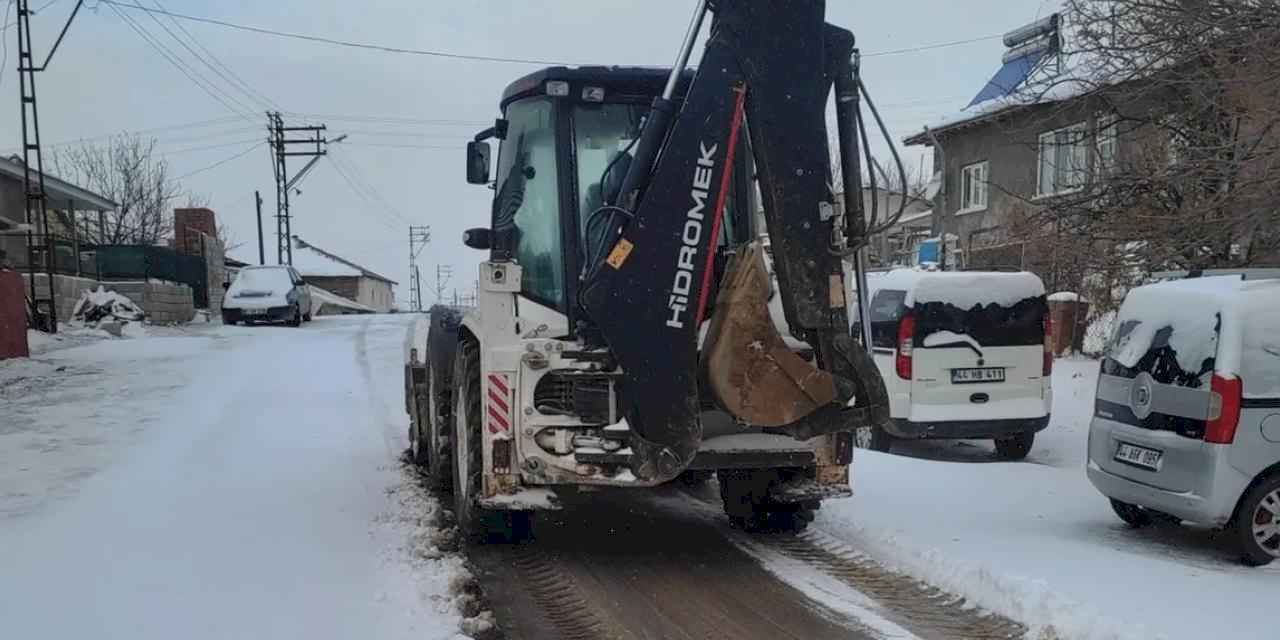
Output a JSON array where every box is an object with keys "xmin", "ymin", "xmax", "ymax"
[
  {"xmin": 0, "ymin": 315, "xmax": 474, "ymax": 639},
  {"xmin": 819, "ymin": 358, "xmax": 1279, "ymax": 640}
]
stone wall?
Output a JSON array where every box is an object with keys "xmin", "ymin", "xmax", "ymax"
[{"xmin": 21, "ymin": 274, "xmax": 194, "ymax": 324}]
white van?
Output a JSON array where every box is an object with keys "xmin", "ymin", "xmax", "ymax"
[{"xmin": 852, "ymin": 269, "xmax": 1053, "ymax": 460}]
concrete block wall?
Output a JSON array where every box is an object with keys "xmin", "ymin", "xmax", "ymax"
[
  {"xmin": 21, "ymin": 274, "xmax": 195, "ymax": 324},
  {"xmin": 22, "ymin": 273, "xmax": 101, "ymax": 323},
  {"xmin": 110, "ymin": 281, "xmax": 195, "ymax": 324}
]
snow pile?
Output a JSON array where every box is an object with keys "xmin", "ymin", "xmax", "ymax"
[
  {"xmin": 921, "ymin": 330, "xmax": 982, "ymax": 351},
  {"xmin": 868, "ymin": 269, "xmax": 1045, "ymax": 309},
  {"xmin": 71, "ymin": 286, "xmax": 144, "ymax": 323},
  {"xmin": 818, "ymin": 359, "xmax": 1280, "ymax": 640},
  {"xmin": 1048, "ymin": 291, "xmax": 1080, "ymax": 302},
  {"xmin": 1108, "ymin": 277, "xmax": 1241, "ymax": 372}
]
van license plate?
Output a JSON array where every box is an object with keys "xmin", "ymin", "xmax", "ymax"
[
  {"xmin": 951, "ymin": 367, "xmax": 1005, "ymax": 384},
  {"xmin": 1115, "ymin": 442, "xmax": 1162, "ymax": 470}
]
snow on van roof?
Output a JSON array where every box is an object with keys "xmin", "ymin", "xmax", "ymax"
[
  {"xmin": 867, "ymin": 269, "xmax": 1045, "ymax": 309},
  {"xmin": 1112, "ymin": 275, "xmax": 1280, "ymax": 385}
]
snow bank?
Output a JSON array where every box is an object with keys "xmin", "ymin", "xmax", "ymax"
[
  {"xmin": 818, "ymin": 360, "xmax": 1279, "ymax": 640},
  {"xmin": 1047, "ymin": 291, "xmax": 1080, "ymax": 302}
]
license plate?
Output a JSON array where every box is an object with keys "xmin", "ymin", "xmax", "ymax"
[
  {"xmin": 1115, "ymin": 442, "xmax": 1162, "ymax": 470},
  {"xmin": 243, "ymin": 308, "xmax": 266, "ymax": 316},
  {"xmin": 951, "ymin": 367, "xmax": 1005, "ymax": 384}
]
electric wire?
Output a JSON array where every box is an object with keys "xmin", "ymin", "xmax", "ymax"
[
  {"xmin": 134, "ymin": 0, "xmax": 259, "ymax": 115},
  {"xmin": 106, "ymin": 1, "xmax": 255, "ymax": 121},
  {"xmin": 147, "ymin": 0, "xmax": 281, "ymax": 113},
  {"xmin": 172, "ymin": 141, "xmax": 262, "ymax": 180},
  {"xmin": 100, "ymin": 0, "xmax": 575, "ymax": 66}
]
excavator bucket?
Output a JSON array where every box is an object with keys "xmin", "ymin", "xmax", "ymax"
[{"xmin": 701, "ymin": 241, "xmax": 837, "ymax": 426}]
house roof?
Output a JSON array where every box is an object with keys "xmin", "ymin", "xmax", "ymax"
[
  {"xmin": 903, "ymin": 6, "xmax": 1102, "ymax": 146},
  {"xmin": 291, "ymin": 236, "xmax": 398, "ymax": 284},
  {"xmin": 0, "ymin": 155, "xmax": 117, "ymax": 211}
]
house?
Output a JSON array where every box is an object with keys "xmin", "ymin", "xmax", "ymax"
[
  {"xmin": 0, "ymin": 155, "xmax": 116, "ymax": 274},
  {"xmin": 843, "ymin": 186, "xmax": 933, "ymax": 267},
  {"xmin": 901, "ymin": 12, "xmax": 1131, "ymax": 283},
  {"xmin": 290, "ymin": 236, "xmax": 397, "ymax": 313}
]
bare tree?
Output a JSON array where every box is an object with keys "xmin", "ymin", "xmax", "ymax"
[
  {"xmin": 1019, "ymin": 0, "xmax": 1280, "ymax": 286},
  {"xmin": 49, "ymin": 134, "xmax": 183, "ymax": 245}
]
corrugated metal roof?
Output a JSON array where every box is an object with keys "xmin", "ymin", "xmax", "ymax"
[{"xmin": 292, "ymin": 236, "xmax": 398, "ymax": 285}]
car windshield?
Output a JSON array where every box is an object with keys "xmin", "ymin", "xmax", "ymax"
[{"xmin": 231, "ymin": 268, "xmax": 293, "ymax": 293}]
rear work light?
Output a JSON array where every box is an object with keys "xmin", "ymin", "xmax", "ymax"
[
  {"xmin": 1205, "ymin": 373, "xmax": 1243, "ymax": 444},
  {"xmin": 896, "ymin": 314, "xmax": 915, "ymax": 380},
  {"xmin": 1043, "ymin": 314, "xmax": 1054, "ymax": 376}
]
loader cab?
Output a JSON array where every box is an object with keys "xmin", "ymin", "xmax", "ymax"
[{"xmin": 469, "ymin": 66, "xmax": 755, "ymax": 334}]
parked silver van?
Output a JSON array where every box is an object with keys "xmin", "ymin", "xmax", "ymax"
[{"xmin": 1086, "ymin": 271, "xmax": 1280, "ymax": 565}]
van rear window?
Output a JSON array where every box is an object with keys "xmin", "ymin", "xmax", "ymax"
[
  {"xmin": 914, "ymin": 298, "xmax": 1046, "ymax": 347},
  {"xmin": 1099, "ymin": 317, "xmax": 1218, "ymax": 438}
]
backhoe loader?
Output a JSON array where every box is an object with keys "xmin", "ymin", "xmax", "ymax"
[{"xmin": 405, "ymin": 0, "xmax": 902, "ymax": 540}]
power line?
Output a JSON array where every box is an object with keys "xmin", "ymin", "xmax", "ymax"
[
  {"xmin": 862, "ymin": 34, "xmax": 1003, "ymax": 58},
  {"xmin": 1, "ymin": 0, "xmax": 13, "ymax": 90},
  {"xmin": 147, "ymin": 0, "xmax": 281, "ymax": 112},
  {"xmin": 342, "ymin": 142, "xmax": 457, "ymax": 150},
  {"xmin": 100, "ymin": 0, "xmax": 575, "ymax": 66},
  {"xmin": 172, "ymin": 141, "xmax": 261, "ymax": 180},
  {"xmin": 0, "ymin": 0, "xmax": 54, "ymax": 30},
  {"xmin": 106, "ymin": 1, "xmax": 255, "ymax": 121},
  {"xmin": 328, "ymin": 151, "xmax": 413, "ymax": 225},
  {"xmin": 325, "ymin": 154, "xmax": 408, "ymax": 233},
  {"xmin": 285, "ymin": 112, "xmax": 488, "ymax": 126},
  {"xmin": 164, "ymin": 137, "xmax": 263, "ymax": 155},
  {"xmin": 133, "ymin": 0, "xmax": 259, "ymax": 115}
]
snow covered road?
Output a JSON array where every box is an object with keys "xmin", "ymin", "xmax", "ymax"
[
  {"xmin": 1, "ymin": 316, "xmax": 469, "ymax": 639},
  {"xmin": 818, "ymin": 359, "xmax": 1279, "ymax": 640}
]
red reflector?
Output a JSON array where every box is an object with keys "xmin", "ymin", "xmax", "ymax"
[
  {"xmin": 1205, "ymin": 374, "xmax": 1243, "ymax": 444},
  {"xmin": 896, "ymin": 314, "xmax": 914, "ymax": 380}
]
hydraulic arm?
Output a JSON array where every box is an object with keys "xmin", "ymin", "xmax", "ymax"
[{"xmin": 581, "ymin": 0, "xmax": 892, "ymax": 481}]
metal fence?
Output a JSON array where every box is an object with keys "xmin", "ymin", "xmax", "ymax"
[{"xmin": 95, "ymin": 245, "xmax": 209, "ymax": 308}]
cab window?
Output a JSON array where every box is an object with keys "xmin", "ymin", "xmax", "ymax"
[{"xmin": 495, "ymin": 98, "xmax": 564, "ymax": 309}]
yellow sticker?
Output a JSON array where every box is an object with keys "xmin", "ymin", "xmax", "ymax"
[{"xmin": 606, "ymin": 238, "xmax": 634, "ymax": 269}]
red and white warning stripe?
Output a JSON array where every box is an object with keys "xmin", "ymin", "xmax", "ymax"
[{"xmin": 487, "ymin": 373, "xmax": 512, "ymax": 435}]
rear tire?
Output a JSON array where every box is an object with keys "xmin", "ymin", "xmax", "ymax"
[
  {"xmin": 287, "ymin": 304, "xmax": 302, "ymax": 327},
  {"xmin": 718, "ymin": 469, "xmax": 818, "ymax": 533},
  {"xmin": 994, "ymin": 432, "xmax": 1034, "ymax": 461},
  {"xmin": 1110, "ymin": 498, "xmax": 1154, "ymax": 528},
  {"xmin": 423, "ymin": 359, "xmax": 452, "ymax": 491},
  {"xmin": 1232, "ymin": 475, "xmax": 1280, "ymax": 567},
  {"xmin": 451, "ymin": 338, "xmax": 532, "ymax": 544},
  {"xmin": 855, "ymin": 425, "xmax": 893, "ymax": 453},
  {"xmin": 303, "ymin": 312, "xmax": 312, "ymax": 322}
]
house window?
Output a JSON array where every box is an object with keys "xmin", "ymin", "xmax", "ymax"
[
  {"xmin": 1037, "ymin": 122, "xmax": 1089, "ymax": 196},
  {"xmin": 959, "ymin": 161, "xmax": 988, "ymax": 213},
  {"xmin": 1096, "ymin": 114, "xmax": 1118, "ymax": 175}
]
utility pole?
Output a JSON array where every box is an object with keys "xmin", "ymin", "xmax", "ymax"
[
  {"xmin": 407, "ymin": 225, "xmax": 430, "ymax": 312},
  {"xmin": 268, "ymin": 112, "xmax": 328, "ymax": 265},
  {"xmin": 16, "ymin": 0, "xmax": 85, "ymax": 334},
  {"xmin": 433, "ymin": 263, "xmax": 453, "ymax": 304},
  {"xmin": 254, "ymin": 191, "xmax": 265, "ymax": 265}
]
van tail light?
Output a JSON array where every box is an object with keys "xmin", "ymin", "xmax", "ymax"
[
  {"xmin": 1205, "ymin": 374, "xmax": 1243, "ymax": 444},
  {"xmin": 1043, "ymin": 314, "xmax": 1054, "ymax": 376},
  {"xmin": 896, "ymin": 314, "xmax": 914, "ymax": 380}
]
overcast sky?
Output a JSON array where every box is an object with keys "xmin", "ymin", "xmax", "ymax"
[{"xmin": 2, "ymin": 0, "xmax": 1058, "ymax": 305}]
